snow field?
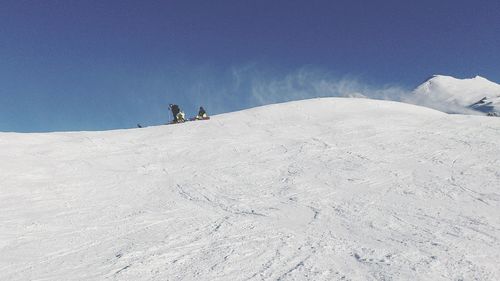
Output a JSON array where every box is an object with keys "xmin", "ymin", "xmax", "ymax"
[{"xmin": 1, "ymin": 98, "xmax": 500, "ymax": 280}]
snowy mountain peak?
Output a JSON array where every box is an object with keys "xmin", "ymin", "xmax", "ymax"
[
  {"xmin": 426, "ymin": 74, "xmax": 491, "ymax": 82},
  {"xmin": 408, "ymin": 74, "xmax": 500, "ymax": 114},
  {"xmin": 418, "ymin": 75, "xmax": 499, "ymax": 95}
]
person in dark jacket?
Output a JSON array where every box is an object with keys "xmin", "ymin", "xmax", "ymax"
[
  {"xmin": 169, "ymin": 104, "xmax": 180, "ymax": 123},
  {"xmin": 196, "ymin": 106, "xmax": 208, "ymax": 120}
]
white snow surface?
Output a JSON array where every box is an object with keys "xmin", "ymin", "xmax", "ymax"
[
  {"xmin": 471, "ymin": 96, "xmax": 500, "ymax": 115},
  {"xmin": 409, "ymin": 75, "xmax": 500, "ymax": 114},
  {"xmin": 1, "ymin": 98, "xmax": 500, "ymax": 281}
]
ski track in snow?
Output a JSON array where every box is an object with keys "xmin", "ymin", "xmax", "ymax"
[{"xmin": 1, "ymin": 98, "xmax": 500, "ymax": 280}]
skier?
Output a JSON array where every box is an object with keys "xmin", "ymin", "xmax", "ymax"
[
  {"xmin": 169, "ymin": 104, "xmax": 182, "ymax": 123},
  {"xmin": 195, "ymin": 106, "xmax": 209, "ymax": 120}
]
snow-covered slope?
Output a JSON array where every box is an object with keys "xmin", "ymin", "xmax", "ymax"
[
  {"xmin": 1, "ymin": 98, "xmax": 500, "ymax": 281},
  {"xmin": 470, "ymin": 96, "xmax": 500, "ymax": 115},
  {"xmin": 408, "ymin": 75, "xmax": 500, "ymax": 115}
]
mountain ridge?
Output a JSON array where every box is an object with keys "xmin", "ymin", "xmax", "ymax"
[{"xmin": 409, "ymin": 74, "xmax": 500, "ymax": 115}]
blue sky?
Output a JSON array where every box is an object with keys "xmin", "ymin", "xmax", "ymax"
[{"xmin": 1, "ymin": 0, "xmax": 499, "ymax": 132}]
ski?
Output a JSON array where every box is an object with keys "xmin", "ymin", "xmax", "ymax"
[{"xmin": 189, "ymin": 116, "xmax": 211, "ymax": 121}]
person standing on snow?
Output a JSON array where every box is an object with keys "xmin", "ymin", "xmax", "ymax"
[{"xmin": 169, "ymin": 104, "xmax": 181, "ymax": 123}]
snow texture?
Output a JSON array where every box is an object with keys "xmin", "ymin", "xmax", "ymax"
[
  {"xmin": 408, "ymin": 75, "xmax": 500, "ymax": 115},
  {"xmin": 470, "ymin": 96, "xmax": 500, "ymax": 115},
  {"xmin": 1, "ymin": 98, "xmax": 500, "ymax": 280}
]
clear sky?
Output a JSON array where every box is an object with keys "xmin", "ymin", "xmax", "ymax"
[{"xmin": 1, "ymin": 0, "xmax": 499, "ymax": 132}]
